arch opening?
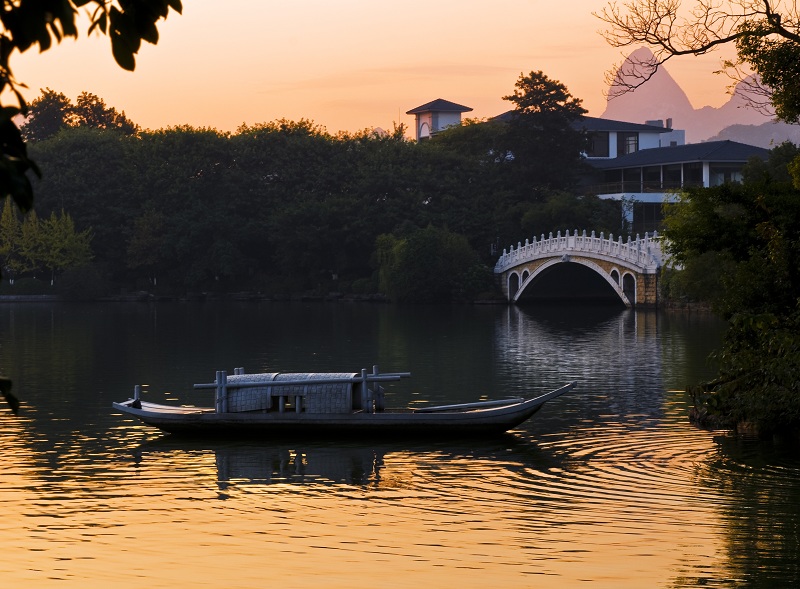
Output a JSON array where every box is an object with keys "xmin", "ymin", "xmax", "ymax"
[
  {"xmin": 508, "ymin": 272, "xmax": 520, "ymax": 299},
  {"xmin": 622, "ymin": 273, "xmax": 636, "ymax": 305},
  {"xmin": 516, "ymin": 262, "xmax": 625, "ymax": 307}
]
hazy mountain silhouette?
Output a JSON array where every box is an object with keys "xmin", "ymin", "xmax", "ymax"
[
  {"xmin": 705, "ymin": 122, "xmax": 800, "ymax": 149},
  {"xmin": 600, "ymin": 47, "xmax": 776, "ymax": 143}
]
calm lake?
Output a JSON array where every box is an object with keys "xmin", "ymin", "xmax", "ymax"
[{"xmin": 1, "ymin": 301, "xmax": 798, "ymax": 588}]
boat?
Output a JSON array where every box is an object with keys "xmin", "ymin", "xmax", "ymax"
[{"xmin": 112, "ymin": 366, "xmax": 577, "ymax": 437}]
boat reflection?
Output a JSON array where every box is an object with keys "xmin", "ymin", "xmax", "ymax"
[{"xmin": 131, "ymin": 436, "xmax": 558, "ymax": 490}]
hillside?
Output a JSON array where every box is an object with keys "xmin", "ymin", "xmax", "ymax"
[
  {"xmin": 600, "ymin": 47, "xmax": 778, "ymax": 143},
  {"xmin": 704, "ymin": 121, "xmax": 800, "ymax": 148}
]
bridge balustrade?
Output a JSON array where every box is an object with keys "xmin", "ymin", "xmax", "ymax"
[{"xmin": 494, "ymin": 229, "xmax": 663, "ymax": 273}]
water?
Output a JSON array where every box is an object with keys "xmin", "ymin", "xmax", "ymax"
[{"xmin": 1, "ymin": 302, "xmax": 798, "ymax": 588}]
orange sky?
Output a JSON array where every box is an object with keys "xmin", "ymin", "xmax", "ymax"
[{"xmin": 10, "ymin": 0, "xmax": 738, "ymax": 134}]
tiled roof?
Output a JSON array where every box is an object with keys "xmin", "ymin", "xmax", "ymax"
[
  {"xmin": 492, "ymin": 112, "xmax": 671, "ymax": 133},
  {"xmin": 406, "ymin": 99, "xmax": 474, "ymax": 115},
  {"xmin": 588, "ymin": 140, "xmax": 770, "ymax": 169}
]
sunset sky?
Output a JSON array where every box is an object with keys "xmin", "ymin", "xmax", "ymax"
[{"xmin": 12, "ymin": 0, "xmax": 738, "ymax": 135}]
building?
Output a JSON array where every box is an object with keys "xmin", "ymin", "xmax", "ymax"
[
  {"xmin": 583, "ymin": 138, "xmax": 769, "ymax": 233},
  {"xmin": 407, "ymin": 99, "xmax": 770, "ymax": 233},
  {"xmin": 579, "ymin": 116, "xmax": 683, "ymax": 157},
  {"xmin": 406, "ymin": 99, "xmax": 473, "ymax": 141}
]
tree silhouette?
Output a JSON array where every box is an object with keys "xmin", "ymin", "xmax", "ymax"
[
  {"xmin": 597, "ymin": 0, "xmax": 800, "ymax": 121},
  {"xmin": 0, "ymin": 0, "xmax": 183, "ymax": 414}
]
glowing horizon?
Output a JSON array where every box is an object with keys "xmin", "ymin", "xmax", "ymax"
[{"xmin": 10, "ymin": 0, "xmax": 739, "ymax": 135}]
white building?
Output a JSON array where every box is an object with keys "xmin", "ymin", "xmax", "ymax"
[
  {"xmin": 406, "ymin": 98, "xmax": 473, "ymax": 141},
  {"xmin": 576, "ymin": 116, "xmax": 767, "ymax": 231}
]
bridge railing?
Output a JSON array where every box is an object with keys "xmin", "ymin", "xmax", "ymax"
[{"xmin": 494, "ymin": 229, "xmax": 663, "ymax": 273}]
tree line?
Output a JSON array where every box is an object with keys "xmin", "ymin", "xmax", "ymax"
[{"xmin": 9, "ymin": 75, "xmax": 623, "ymax": 301}]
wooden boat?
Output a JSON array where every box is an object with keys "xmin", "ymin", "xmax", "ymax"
[{"xmin": 112, "ymin": 366, "xmax": 576, "ymax": 437}]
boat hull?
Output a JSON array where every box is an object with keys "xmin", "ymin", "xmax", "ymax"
[{"xmin": 112, "ymin": 382, "xmax": 576, "ymax": 438}]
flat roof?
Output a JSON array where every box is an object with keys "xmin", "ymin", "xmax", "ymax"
[
  {"xmin": 576, "ymin": 115, "xmax": 672, "ymax": 133},
  {"xmin": 491, "ymin": 112, "xmax": 672, "ymax": 133},
  {"xmin": 588, "ymin": 140, "xmax": 769, "ymax": 169}
]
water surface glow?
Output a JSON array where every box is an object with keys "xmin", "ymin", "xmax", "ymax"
[{"xmin": 1, "ymin": 302, "xmax": 797, "ymax": 588}]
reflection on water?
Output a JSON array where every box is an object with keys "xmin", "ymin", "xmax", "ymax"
[
  {"xmin": 1, "ymin": 302, "xmax": 798, "ymax": 588},
  {"xmin": 131, "ymin": 438, "xmax": 547, "ymax": 491}
]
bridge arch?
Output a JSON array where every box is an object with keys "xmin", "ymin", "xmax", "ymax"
[
  {"xmin": 513, "ymin": 258, "xmax": 632, "ymax": 306},
  {"xmin": 495, "ymin": 229, "xmax": 663, "ymax": 306}
]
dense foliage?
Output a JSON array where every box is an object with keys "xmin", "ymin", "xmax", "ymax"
[
  {"xmin": 375, "ymin": 226, "xmax": 494, "ymax": 303},
  {"xmin": 663, "ymin": 144, "xmax": 800, "ymax": 434},
  {"xmin": 6, "ymin": 80, "xmax": 624, "ymax": 301}
]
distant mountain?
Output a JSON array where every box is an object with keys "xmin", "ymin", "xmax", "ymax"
[
  {"xmin": 600, "ymin": 47, "xmax": 775, "ymax": 143},
  {"xmin": 705, "ymin": 121, "xmax": 800, "ymax": 148}
]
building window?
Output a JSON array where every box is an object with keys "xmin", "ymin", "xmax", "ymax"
[
  {"xmin": 663, "ymin": 164, "xmax": 682, "ymax": 189},
  {"xmin": 684, "ymin": 162, "xmax": 703, "ymax": 187},
  {"xmin": 617, "ymin": 132, "xmax": 639, "ymax": 156},
  {"xmin": 622, "ymin": 167, "xmax": 641, "ymax": 192},
  {"xmin": 586, "ymin": 131, "xmax": 609, "ymax": 157},
  {"xmin": 602, "ymin": 169, "xmax": 623, "ymax": 192},
  {"xmin": 632, "ymin": 202, "xmax": 664, "ymax": 234},
  {"xmin": 709, "ymin": 163, "xmax": 743, "ymax": 186},
  {"xmin": 642, "ymin": 166, "xmax": 661, "ymax": 190}
]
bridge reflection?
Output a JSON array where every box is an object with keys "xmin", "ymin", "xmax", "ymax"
[{"xmin": 493, "ymin": 305, "xmax": 666, "ymax": 419}]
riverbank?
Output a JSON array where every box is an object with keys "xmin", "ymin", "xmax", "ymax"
[{"xmin": 0, "ymin": 292, "xmax": 392, "ymax": 303}]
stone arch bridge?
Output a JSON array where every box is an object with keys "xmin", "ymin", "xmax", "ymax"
[{"xmin": 494, "ymin": 230, "xmax": 664, "ymax": 307}]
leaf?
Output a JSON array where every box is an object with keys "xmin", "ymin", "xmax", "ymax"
[
  {"xmin": 88, "ymin": 12, "xmax": 108, "ymax": 35},
  {"xmin": 109, "ymin": 8, "xmax": 139, "ymax": 71},
  {"xmin": 140, "ymin": 22, "xmax": 159, "ymax": 45}
]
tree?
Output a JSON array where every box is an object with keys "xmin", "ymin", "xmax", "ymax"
[
  {"xmin": 16, "ymin": 209, "xmax": 43, "ymax": 276},
  {"xmin": 29, "ymin": 126, "xmax": 141, "ymax": 283},
  {"xmin": 0, "ymin": 204, "xmax": 93, "ymax": 284},
  {"xmin": 501, "ymin": 71, "xmax": 588, "ymax": 189},
  {"xmin": 73, "ymin": 92, "xmax": 139, "ymax": 134},
  {"xmin": 21, "ymin": 88, "xmax": 75, "ymax": 143},
  {"xmin": 663, "ymin": 146, "xmax": 800, "ymax": 433},
  {"xmin": 375, "ymin": 226, "xmax": 489, "ymax": 303},
  {"xmin": 22, "ymin": 89, "xmax": 140, "ymax": 142},
  {"xmin": 0, "ymin": 197, "xmax": 22, "ymax": 282},
  {"xmin": 38, "ymin": 210, "xmax": 94, "ymax": 285},
  {"xmin": 1, "ymin": 0, "xmax": 182, "ymax": 219},
  {"xmin": 126, "ymin": 207, "xmax": 167, "ymax": 286},
  {"xmin": 597, "ymin": 1, "xmax": 800, "ymax": 122}
]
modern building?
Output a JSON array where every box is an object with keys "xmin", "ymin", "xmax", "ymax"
[
  {"xmin": 407, "ymin": 99, "xmax": 770, "ymax": 233},
  {"xmin": 578, "ymin": 116, "xmax": 683, "ymax": 157},
  {"xmin": 583, "ymin": 138, "xmax": 769, "ymax": 233}
]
